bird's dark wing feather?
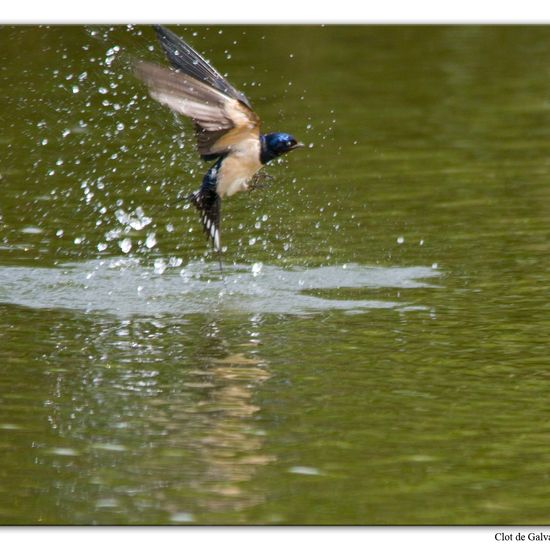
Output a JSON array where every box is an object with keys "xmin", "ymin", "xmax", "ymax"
[
  {"xmin": 135, "ymin": 58, "xmax": 260, "ymax": 159},
  {"xmin": 153, "ymin": 25, "xmax": 253, "ymax": 110}
]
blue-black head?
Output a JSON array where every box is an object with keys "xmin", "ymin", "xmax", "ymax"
[{"xmin": 260, "ymin": 132, "xmax": 304, "ymax": 164}]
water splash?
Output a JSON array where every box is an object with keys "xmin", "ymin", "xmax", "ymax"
[{"xmin": 0, "ymin": 259, "xmax": 440, "ymax": 317}]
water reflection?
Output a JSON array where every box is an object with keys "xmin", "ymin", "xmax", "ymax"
[
  {"xmin": 23, "ymin": 308, "xmax": 274, "ymax": 522},
  {"xmin": 191, "ymin": 317, "xmax": 273, "ymax": 517}
]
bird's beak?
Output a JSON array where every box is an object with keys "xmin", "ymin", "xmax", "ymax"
[{"xmin": 292, "ymin": 142, "xmax": 305, "ymax": 150}]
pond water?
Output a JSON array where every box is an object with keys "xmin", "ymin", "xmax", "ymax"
[{"xmin": 1, "ymin": 25, "xmax": 550, "ymax": 524}]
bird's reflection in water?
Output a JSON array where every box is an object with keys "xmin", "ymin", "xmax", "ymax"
[
  {"xmin": 37, "ymin": 309, "xmax": 274, "ymax": 522},
  {"xmin": 188, "ymin": 315, "xmax": 273, "ymax": 516}
]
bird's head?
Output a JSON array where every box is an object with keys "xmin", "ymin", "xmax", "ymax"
[{"xmin": 261, "ymin": 132, "xmax": 304, "ymax": 163}]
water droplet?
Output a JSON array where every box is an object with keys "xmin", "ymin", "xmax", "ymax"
[
  {"xmin": 145, "ymin": 232, "xmax": 157, "ymax": 249},
  {"xmin": 154, "ymin": 258, "xmax": 166, "ymax": 275},
  {"xmin": 397, "ymin": 236, "xmax": 404, "ymax": 244},
  {"xmin": 251, "ymin": 262, "xmax": 263, "ymax": 277},
  {"xmin": 119, "ymin": 238, "xmax": 132, "ymax": 254}
]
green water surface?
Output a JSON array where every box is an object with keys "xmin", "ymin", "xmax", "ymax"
[{"xmin": 1, "ymin": 25, "xmax": 550, "ymax": 524}]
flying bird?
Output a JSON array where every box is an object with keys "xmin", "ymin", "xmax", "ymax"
[{"xmin": 135, "ymin": 25, "xmax": 303, "ymax": 262}]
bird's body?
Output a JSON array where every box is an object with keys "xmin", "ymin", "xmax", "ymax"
[
  {"xmin": 216, "ymin": 138, "xmax": 262, "ymax": 198},
  {"xmin": 135, "ymin": 25, "xmax": 302, "ymax": 255}
]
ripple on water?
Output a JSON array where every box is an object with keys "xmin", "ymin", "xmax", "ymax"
[
  {"xmin": 0, "ymin": 258, "xmax": 440, "ymax": 317},
  {"xmin": 288, "ymin": 466, "xmax": 322, "ymax": 476},
  {"xmin": 170, "ymin": 512, "xmax": 194, "ymax": 523}
]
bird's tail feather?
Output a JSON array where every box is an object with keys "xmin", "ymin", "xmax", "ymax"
[{"xmin": 187, "ymin": 189, "xmax": 222, "ymax": 255}]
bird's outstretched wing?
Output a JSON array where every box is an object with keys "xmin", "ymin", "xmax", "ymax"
[
  {"xmin": 135, "ymin": 26, "xmax": 260, "ymax": 160},
  {"xmin": 152, "ymin": 25, "xmax": 252, "ymax": 109}
]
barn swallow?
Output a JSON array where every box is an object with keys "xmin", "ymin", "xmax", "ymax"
[{"xmin": 135, "ymin": 25, "xmax": 303, "ymax": 262}]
